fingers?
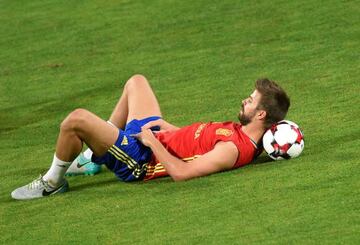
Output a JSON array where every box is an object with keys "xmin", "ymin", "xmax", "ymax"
[
  {"xmin": 130, "ymin": 128, "xmax": 152, "ymax": 139},
  {"xmin": 130, "ymin": 128, "xmax": 156, "ymax": 147}
]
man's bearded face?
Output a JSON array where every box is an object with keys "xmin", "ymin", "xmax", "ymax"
[
  {"xmin": 238, "ymin": 103, "xmax": 257, "ymax": 125},
  {"xmin": 238, "ymin": 90, "xmax": 261, "ymax": 125}
]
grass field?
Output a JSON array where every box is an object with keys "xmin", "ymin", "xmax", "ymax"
[{"xmin": 1, "ymin": 0, "xmax": 359, "ymax": 243}]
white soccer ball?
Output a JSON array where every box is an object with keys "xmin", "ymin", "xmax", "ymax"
[{"xmin": 262, "ymin": 120, "xmax": 304, "ymax": 160}]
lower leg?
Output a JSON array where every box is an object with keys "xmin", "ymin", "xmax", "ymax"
[
  {"xmin": 43, "ymin": 116, "xmax": 84, "ymax": 184},
  {"xmin": 45, "ymin": 109, "xmax": 118, "ymax": 184},
  {"xmin": 56, "ymin": 125, "xmax": 83, "ymax": 162}
]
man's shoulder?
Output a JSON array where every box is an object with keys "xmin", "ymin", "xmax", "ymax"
[{"xmin": 211, "ymin": 141, "xmax": 239, "ymax": 169}]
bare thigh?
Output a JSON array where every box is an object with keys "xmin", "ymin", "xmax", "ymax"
[
  {"xmin": 125, "ymin": 74, "xmax": 162, "ymax": 123},
  {"xmin": 67, "ymin": 109, "xmax": 119, "ymax": 156}
]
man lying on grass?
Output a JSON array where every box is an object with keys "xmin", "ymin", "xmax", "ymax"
[{"xmin": 11, "ymin": 75, "xmax": 290, "ymax": 200}]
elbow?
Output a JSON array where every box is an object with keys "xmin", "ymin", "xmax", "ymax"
[
  {"xmin": 171, "ymin": 171, "xmax": 198, "ymax": 182},
  {"xmin": 165, "ymin": 162, "xmax": 195, "ymax": 182},
  {"xmin": 170, "ymin": 172, "xmax": 189, "ymax": 182},
  {"xmin": 169, "ymin": 167, "xmax": 204, "ymax": 182},
  {"xmin": 171, "ymin": 174, "xmax": 186, "ymax": 182}
]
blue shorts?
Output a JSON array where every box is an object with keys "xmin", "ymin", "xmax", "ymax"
[{"xmin": 91, "ymin": 116, "xmax": 161, "ymax": 182}]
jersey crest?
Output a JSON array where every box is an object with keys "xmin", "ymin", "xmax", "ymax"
[{"xmin": 215, "ymin": 128, "xmax": 233, "ymax": 137}]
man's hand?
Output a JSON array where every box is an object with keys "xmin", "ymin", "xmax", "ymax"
[
  {"xmin": 132, "ymin": 128, "xmax": 158, "ymax": 147},
  {"xmin": 141, "ymin": 119, "xmax": 179, "ymax": 133}
]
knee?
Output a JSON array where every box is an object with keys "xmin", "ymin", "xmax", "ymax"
[
  {"xmin": 60, "ymin": 108, "xmax": 90, "ymax": 132},
  {"xmin": 125, "ymin": 74, "xmax": 149, "ymax": 91}
]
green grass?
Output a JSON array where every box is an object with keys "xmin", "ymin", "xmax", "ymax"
[{"xmin": 1, "ymin": 0, "xmax": 359, "ymax": 243}]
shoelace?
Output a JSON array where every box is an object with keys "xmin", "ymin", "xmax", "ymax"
[{"xmin": 28, "ymin": 175, "xmax": 51, "ymax": 191}]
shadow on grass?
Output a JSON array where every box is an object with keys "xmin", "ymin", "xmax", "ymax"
[
  {"xmin": 2, "ymin": 155, "xmax": 274, "ymax": 203},
  {"xmin": 68, "ymin": 174, "xmax": 175, "ymax": 192},
  {"xmin": 252, "ymin": 154, "xmax": 273, "ymax": 165},
  {"xmin": 69, "ymin": 177, "xmax": 121, "ymax": 192}
]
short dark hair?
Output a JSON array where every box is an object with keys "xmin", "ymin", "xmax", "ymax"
[{"xmin": 255, "ymin": 78, "xmax": 290, "ymax": 128}]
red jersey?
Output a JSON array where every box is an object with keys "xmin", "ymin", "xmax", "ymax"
[{"xmin": 144, "ymin": 122, "xmax": 261, "ymax": 180}]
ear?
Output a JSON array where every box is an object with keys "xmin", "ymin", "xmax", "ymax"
[{"xmin": 257, "ymin": 110, "xmax": 267, "ymax": 120}]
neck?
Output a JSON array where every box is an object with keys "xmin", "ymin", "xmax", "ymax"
[{"xmin": 241, "ymin": 122, "xmax": 266, "ymax": 144}]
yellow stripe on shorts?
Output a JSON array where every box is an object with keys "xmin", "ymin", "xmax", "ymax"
[{"xmin": 108, "ymin": 146, "xmax": 136, "ymax": 169}]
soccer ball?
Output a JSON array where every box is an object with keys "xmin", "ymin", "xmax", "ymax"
[{"xmin": 262, "ymin": 120, "xmax": 304, "ymax": 160}]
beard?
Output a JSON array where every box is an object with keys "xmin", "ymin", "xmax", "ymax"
[
  {"xmin": 238, "ymin": 106, "xmax": 255, "ymax": 126},
  {"xmin": 238, "ymin": 112, "xmax": 252, "ymax": 125}
]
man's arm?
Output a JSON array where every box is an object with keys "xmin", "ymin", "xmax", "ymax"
[{"xmin": 134, "ymin": 129, "xmax": 239, "ymax": 181}]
